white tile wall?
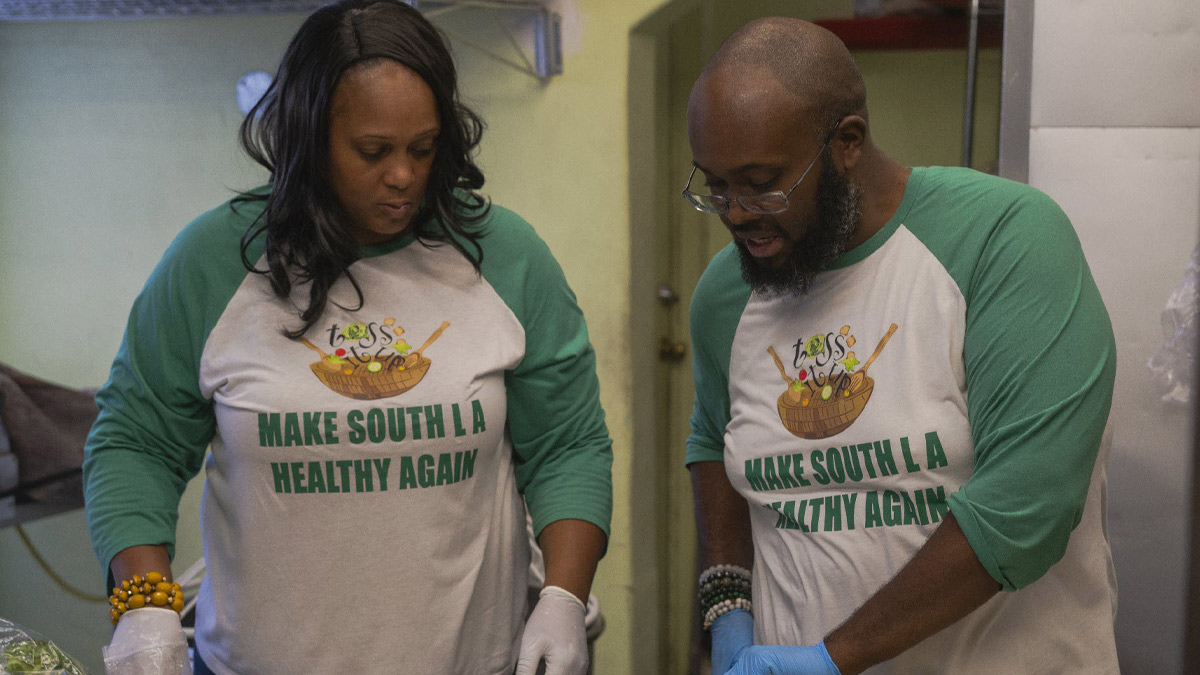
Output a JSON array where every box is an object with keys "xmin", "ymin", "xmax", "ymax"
[
  {"xmin": 1029, "ymin": 98, "xmax": 1200, "ymax": 674},
  {"xmin": 1031, "ymin": 1, "xmax": 1200, "ymax": 128},
  {"xmin": 1030, "ymin": 127, "xmax": 1200, "ymax": 329}
]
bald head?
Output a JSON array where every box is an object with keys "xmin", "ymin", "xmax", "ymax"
[
  {"xmin": 696, "ymin": 17, "xmax": 866, "ymax": 136},
  {"xmin": 686, "ymin": 18, "xmax": 906, "ymax": 266}
]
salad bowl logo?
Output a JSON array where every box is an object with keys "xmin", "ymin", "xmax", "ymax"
[
  {"xmin": 298, "ymin": 317, "xmax": 450, "ymax": 401},
  {"xmin": 767, "ymin": 323, "xmax": 898, "ymax": 439}
]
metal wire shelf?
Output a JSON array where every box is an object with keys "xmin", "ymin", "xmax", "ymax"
[{"xmin": 0, "ymin": 0, "xmax": 563, "ymax": 80}]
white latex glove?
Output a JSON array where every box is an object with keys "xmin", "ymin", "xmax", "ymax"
[
  {"xmin": 103, "ymin": 607, "xmax": 193, "ymax": 675},
  {"xmin": 515, "ymin": 585, "xmax": 588, "ymax": 675}
]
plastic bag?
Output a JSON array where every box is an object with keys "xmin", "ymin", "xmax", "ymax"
[
  {"xmin": 102, "ymin": 609, "xmax": 191, "ymax": 675},
  {"xmin": 0, "ymin": 617, "xmax": 88, "ymax": 674},
  {"xmin": 1148, "ymin": 243, "xmax": 1199, "ymax": 404}
]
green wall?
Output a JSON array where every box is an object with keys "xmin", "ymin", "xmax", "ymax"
[
  {"xmin": 0, "ymin": 3, "xmax": 999, "ymax": 673},
  {"xmin": 0, "ymin": 15, "xmax": 299, "ymax": 673},
  {"xmin": 708, "ymin": 0, "xmax": 1002, "ymax": 170}
]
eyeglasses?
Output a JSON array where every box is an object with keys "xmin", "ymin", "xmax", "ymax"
[{"xmin": 681, "ymin": 121, "xmax": 842, "ymax": 216}]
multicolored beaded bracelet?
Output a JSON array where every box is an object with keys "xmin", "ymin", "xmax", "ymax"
[
  {"xmin": 702, "ymin": 597, "xmax": 753, "ymax": 630},
  {"xmin": 698, "ymin": 564, "xmax": 752, "ymax": 630},
  {"xmin": 699, "ymin": 564, "xmax": 752, "ymax": 585},
  {"xmin": 108, "ymin": 572, "xmax": 186, "ymax": 626}
]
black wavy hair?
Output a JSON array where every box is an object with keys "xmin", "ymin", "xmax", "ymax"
[{"xmin": 236, "ymin": 0, "xmax": 488, "ymax": 337}]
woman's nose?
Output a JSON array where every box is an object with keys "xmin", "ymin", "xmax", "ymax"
[{"xmin": 383, "ymin": 157, "xmax": 414, "ymax": 190}]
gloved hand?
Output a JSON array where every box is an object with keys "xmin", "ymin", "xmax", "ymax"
[
  {"xmin": 710, "ymin": 609, "xmax": 755, "ymax": 675},
  {"xmin": 723, "ymin": 641, "xmax": 841, "ymax": 675},
  {"xmin": 103, "ymin": 607, "xmax": 192, "ymax": 675},
  {"xmin": 515, "ymin": 585, "xmax": 588, "ymax": 675}
]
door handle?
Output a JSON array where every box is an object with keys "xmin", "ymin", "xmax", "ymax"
[{"xmin": 659, "ymin": 337, "xmax": 687, "ymax": 363}]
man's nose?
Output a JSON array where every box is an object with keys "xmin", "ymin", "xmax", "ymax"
[{"xmin": 723, "ymin": 199, "xmax": 760, "ymax": 227}]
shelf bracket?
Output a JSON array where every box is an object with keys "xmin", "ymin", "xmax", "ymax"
[{"xmin": 406, "ymin": 0, "xmax": 562, "ymax": 81}]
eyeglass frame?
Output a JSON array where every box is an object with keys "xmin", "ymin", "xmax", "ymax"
[{"xmin": 681, "ymin": 119, "xmax": 843, "ymax": 216}]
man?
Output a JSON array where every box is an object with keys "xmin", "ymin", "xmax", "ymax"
[{"xmin": 684, "ymin": 17, "xmax": 1118, "ymax": 675}]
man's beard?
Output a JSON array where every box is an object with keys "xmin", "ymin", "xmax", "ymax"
[{"xmin": 736, "ymin": 152, "xmax": 862, "ymax": 297}]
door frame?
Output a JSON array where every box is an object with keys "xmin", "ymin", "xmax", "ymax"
[{"xmin": 628, "ymin": 1, "xmax": 714, "ymax": 673}]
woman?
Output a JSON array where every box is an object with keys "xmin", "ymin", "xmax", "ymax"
[{"xmin": 83, "ymin": 2, "xmax": 612, "ymax": 674}]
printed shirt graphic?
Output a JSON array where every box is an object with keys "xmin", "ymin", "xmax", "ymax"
[
  {"xmin": 83, "ymin": 196, "xmax": 612, "ymax": 675},
  {"xmin": 687, "ymin": 167, "xmax": 1119, "ymax": 674}
]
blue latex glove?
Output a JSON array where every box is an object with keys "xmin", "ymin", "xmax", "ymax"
[
  {"xmin": 723, "ymin": 641, "xmax": 841, "ymax": 675},
  {"xmin": 710, "ymin": 609, "xmax": 755, "ymax": 675}
]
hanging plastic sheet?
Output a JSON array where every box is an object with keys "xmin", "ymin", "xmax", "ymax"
[{"xmin": 1148, "ymin": 243, "xmax": 1199, "ymax": 404}]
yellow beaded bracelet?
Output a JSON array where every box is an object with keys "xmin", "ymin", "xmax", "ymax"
[{"xmin": 108, "ymin": 572, "xmax": 186, "ymax": 626}]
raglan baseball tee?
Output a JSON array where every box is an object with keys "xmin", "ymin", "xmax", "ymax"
[
  {"xmin": 687, "ymin": 166, "xmax": 1118, "ymax": 673},
  {"xmin": 83, "ymin": 195, "xmax": 612, "ymax": 674}
]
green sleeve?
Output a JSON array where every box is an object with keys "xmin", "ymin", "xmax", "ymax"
[
  {"xmin": 478, "ymin": 207, "xmax": 613, "ymax": 542},
  {"xmin": 83, "ymin": 197, "xmax": 265, "ymax": 578},
  {"xmin": 686, "ymin": 244, "xmax": 752, "ymax": 466},
  {"xmin": 912, "ymin": 172, "xmax": 1116, "ymax": 591}
]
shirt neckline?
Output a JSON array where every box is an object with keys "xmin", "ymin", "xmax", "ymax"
[
  {"xmin": 826, "ymin": 166, "xmax": 924, "ymax": 270},
  {"xmin": 359, "ymin": 228, "xmax": 420, "ymax": 258}
]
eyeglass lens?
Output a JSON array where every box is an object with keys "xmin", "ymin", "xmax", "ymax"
[
  {"xmin": 685, "ymin": 191, "xmax": 791, "ymax": 215},
  {"xmin": 682, "ymin": 119, "xmax": 842, "ymax": 216}
]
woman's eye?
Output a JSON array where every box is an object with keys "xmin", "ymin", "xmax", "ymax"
[
  {"xmin": 360, "ymin": 147, "xmax": 388, "ymax": 161},
  {"xmin": 412, "ymin": 145, "xmax": 435, "ymax": 158}
]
